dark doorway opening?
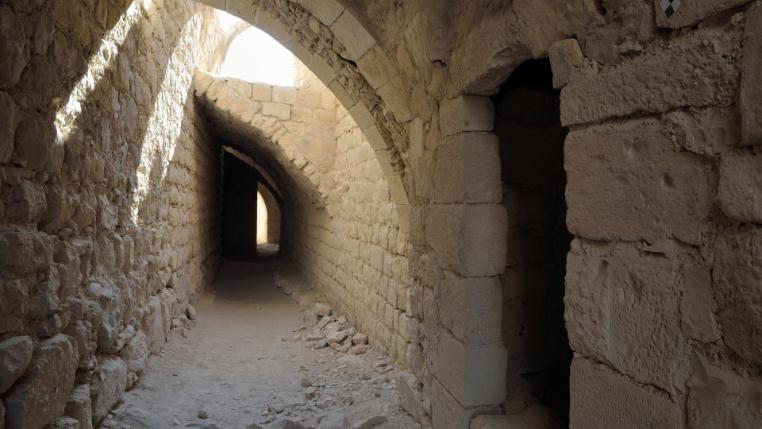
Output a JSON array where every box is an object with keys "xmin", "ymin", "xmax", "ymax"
[
  {"xmin": 493, "ymin": 58, "xmax": 573, "ymax": 423},
  {"xmin": 221, "ymin": 150, "xmax": 282, "ymax": 260}
]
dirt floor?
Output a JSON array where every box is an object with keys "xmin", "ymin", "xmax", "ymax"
[{"xmin": 102, "ymin": 259, "xmax": 421, "ymax": 429}]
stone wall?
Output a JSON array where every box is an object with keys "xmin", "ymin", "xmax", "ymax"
[
  {"xmin": 291, "ymin": 104, "xmax": 410, "ymax": 361},
  {"xmin": 0, "ymin": 1, "xmax": 225, "ymax": 427}
]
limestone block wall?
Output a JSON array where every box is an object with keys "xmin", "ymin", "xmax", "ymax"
[
  {"xmin": 291, "ymin": 105, "xmax": 411, "ymax": 361},
  {"xmin": 0, "ymin": 1, "xmax": 225, "ymax": 427}
]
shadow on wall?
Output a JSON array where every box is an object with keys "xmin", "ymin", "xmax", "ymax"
[
  {"xmin": 493, "ymin": 58, "xmax": 573, "ymax": 423},
  {"xmin": 1, "ymin": 1, "xmax": 222, "ymax": 427}
]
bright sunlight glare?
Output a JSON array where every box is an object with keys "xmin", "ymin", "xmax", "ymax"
[{"xmin": 215, "ymin": 11, "xmax": 296, "ymax": 87}]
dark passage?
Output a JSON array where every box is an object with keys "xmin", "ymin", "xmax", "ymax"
[
  {"xmin": 222, "ymin": 150, "xmax": 281, "ymax": 260},
  {"xmin": 493, "ymin": 58, "xmax": 573, "ymax": 423}
]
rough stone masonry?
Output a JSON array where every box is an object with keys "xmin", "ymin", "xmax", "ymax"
[{"xmin": 1, "ymin": 0, "xmax": 762, "ymax": 428}]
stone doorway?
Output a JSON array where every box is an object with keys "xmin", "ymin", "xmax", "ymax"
[{"xmin": 493, "ymin": 58, "xmax": 573, "ymax": 423}]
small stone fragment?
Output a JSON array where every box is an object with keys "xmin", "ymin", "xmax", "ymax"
[
  {"xmin": 351, "ymin": 333, "xmax": 368, "ymax": 346},
  {"xmin": 350, "ymin": 415, "xmax": 388, "ymax": 429}
]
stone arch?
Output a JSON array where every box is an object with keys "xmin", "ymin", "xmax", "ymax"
[
  {"xmin": 190, "ymin": 0, "xmax": 410, "ymax": 218},
  {"xmin": 194, "ymin": 70, "xmax": 328, "ymax": 208}
]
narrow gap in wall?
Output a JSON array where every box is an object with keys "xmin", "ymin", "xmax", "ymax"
[
  {"xmin": 221, "ymin": 148, "xmax": 281, "ymax": 261},
  {"xmin": 493, "ymin": 58, "xmax": 573, "ymax": 424}
]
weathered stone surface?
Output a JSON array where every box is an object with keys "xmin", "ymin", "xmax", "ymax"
[
  {"xmin": 357, "ymin": 46, "xmax": 397, "ymax": 90},
  {"xmin": 431, "ymin": 329, "xmax": 506, "ymax": 407},
  {"xmin": 49, "ymin": 417, "xmax": 79, "ymax": 429},
  {"xmin": 687, "ymin": 357, "xmax": 762, "ymax": 428},
  {"xmin": 142, "ymin": 296, "xmax": 170, "ymax": 354},
  {"xmin": 680, "ymin": 266, "xmax": 721, "ymax": 343},
  {"xmin": 719, "ymin": 151, "xmax": 762, "ymax": 223},
  {"xmin": 663, "ymin": 107, "xmax": 740, "ymax": 156},
  {"xmin": 439, "ymin": 96, "xmax": 494, "ymax": 137},
  {"xmin": 741, "ymin": 3, "xmax": 762, "ymax": 146},
  {"xmin": 397, "ymin": 373, "xmax": 427, "ymax": 424},
  {"xmin": 0, "ymin": 280, "xmax": 27, "ymax": 335},
  {"xmin": 433, "ymin": 133, "xmax": 501, "ymax": 204},
  {"xmin": 565, "ymin": 241, "xmax": 691, "ymax": 394},
  {"xmin": 0, "ymin": 336, "xmax": 33, "ymax": 394},
  {"xmin": 426, "ymin": 204, "xmax": 507, "ymax": 277},
  {"xmin": 566, "ymin": 118, "xmax": 713, "ymax": 245},
  {"xmin": 65, "ymin": 384, "xmax": 93, "ymax": 429},
  {"xmin": 714, "ymin": 226, "xmax": 762, "ymax": 364},
  {"xmin": 439, "ymin": 272, "xmax": 502, "ymax": 346},
  {"xmin": 548, "ymin": 39, "xmax": 584, "ymax": 89},
  {"xmin": 295, "ymin": 0, "xmax": 343, "ymax": 26},
  {"xmin": 561, "ymin": 26, "xmax": 740, "ymax": 126},
  {"xmin": 0, "ymin": 5, "xmax": 28, "ymax": 88},
  {"xmin": 120, "ymin": 331, "xmax": 149, "ymax": 388},
  {"xmin": 63, "ymin": 321, "xmax": 96, "ymax": 369},
  {"xmin": 87, "ymin": 281, "xmax": 122, "ymax": 354},
  {"xmin": 11, "ymin": 111, "xmax": 55, "ymax": 170},
  {"xmin": 91, "ymin": 356, "xmax": 128, "ymax": 424},
  {"xmin": 4, "ymin": 335, "xmax": 78, "ymax": 429},
  {"xmin": 331, "ymin": 11, "xmax": 375, "ymax": 60},
  {"xmin": 0, "ymin": 90, "xmax": 15, "ymax": 162},
  {"xmin": 569, "ymin": 357, "xmax": 682, "ymax": 429}
]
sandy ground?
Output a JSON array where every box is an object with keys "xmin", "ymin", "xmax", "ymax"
[{"xmin": 103, "ymin": 259, "xmax": 421, "ymax": 429}]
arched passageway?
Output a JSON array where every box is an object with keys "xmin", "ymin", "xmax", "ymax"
[{"xmin": 2, "ymin": 1, "xmax": 761, "ymax": 429}]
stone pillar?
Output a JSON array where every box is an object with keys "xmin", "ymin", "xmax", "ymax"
[{"xmin": 425, "ymin": 95, "xmax": 507, "ymax": 429}]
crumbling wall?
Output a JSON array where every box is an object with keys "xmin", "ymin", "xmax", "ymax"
[{"xmin": 0, "ymin": 0, "xmax": 224, "ymax": 427}]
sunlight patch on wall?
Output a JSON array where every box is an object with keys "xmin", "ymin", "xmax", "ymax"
[
  {"xmin": 257, "ymin": 191, "xmax": 268, "ymax": 244},
  {"xmin": 55, "ymin": 0, "xmax": 150, "ymax": 144},
  {"xmin": 129, "ymin": 14, "xmax": 206, "ymax": 224}
]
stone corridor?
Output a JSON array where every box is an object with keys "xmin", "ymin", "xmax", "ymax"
[{"xmin": 2, "ymin": 0, "xmax": 762, "ymax": 428}]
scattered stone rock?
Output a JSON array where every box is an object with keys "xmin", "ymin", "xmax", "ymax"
[
  {"xmin": 348, "ymin": 345, "xmax": 369, "ymax": 355},
  {"xmin": 326, "ymin": 330, "xmax": 349, "ymax": 345},
  {"xmin": 305, "ymin": 330, "xmax": 325, "ymax": 342},
  {"xmin": 49, "ymin": 416, "xmax": 80, "ymax": 429},
  {"xmin": 350, "ymin": 415, "xmax": 387, "ymax": 429},
  {"xmin": 0, "ymin": 336, "xmax": 33, "ymax": 394},
  {"xmin": 313, "ymin": 303, "xmax": 331, "ymax": 317},
  {"xmin": 270, "ymin": 418, "xmax": 307, "ymax": 429},
  {"xmin": 350, "ymin": 334, "xmax": 368, "ymax": 346}
]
